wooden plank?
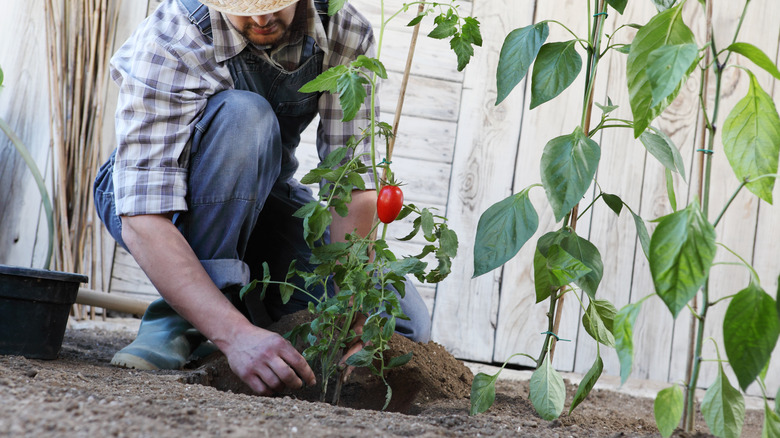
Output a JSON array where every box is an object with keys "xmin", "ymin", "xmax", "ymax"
[
  {"xmin": 569, "ymin": 3, "xmax": 656, "ymax": 377},
  {"xmin": 490, "ymin": 0, "xmax": 592, "ymax": 372},
  {"xmin": 300, "ymin": 113, "xmax": 457, "ymax": 164},
  {"xmin": 0, "ymin": 0, "xmax": 52, "ymax": 269},
  {"xmin": 109, "ymin": 246, "xmax": 158, "ymax": 298},
  {"xmin": 104, "ymin": 0, "xmax": 168, "ymax": 297},
  {"xmin": 379, "ymin": 74, "xmax": 462, "ymax": 122},
  {"xmin": 667, "ymin": 0, "xmax": 780, "ymax": 392},
  {"xmin": 431, "ymin": 0, "xmax": 536, "ymax": 362},
  {"xmin": 744, "ymin": 22, "xmax": 780, "ymax": 398}
]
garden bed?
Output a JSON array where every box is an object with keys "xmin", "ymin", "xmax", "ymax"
[{"xmin": 0, "ymin": 321, "xmax": 765, "ymax": 437}]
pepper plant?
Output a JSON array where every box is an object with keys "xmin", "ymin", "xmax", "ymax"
[
  {"xmin": 242, "ymin": 0, "xmax": 479, "ymax": 408},
  {"xmin": 468, "ymin": 0, "xmax": 780, "ymax": 436}
]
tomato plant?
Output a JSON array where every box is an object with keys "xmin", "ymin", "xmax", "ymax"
[
  {"xmin": 377, "ymin": 185, "xmax": 404, "ymax": 223},
  {"xmin": 242, "ymin": 0, "xmax": 477, "ymax": 408},
  {"xmin": 468, "ymin": 0, "xmax": 780, "ymax": 436}
]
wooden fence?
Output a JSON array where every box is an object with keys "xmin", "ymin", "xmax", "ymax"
[{"xmin": 1, "ymin": 0, "xmax": 778, "ymax": 396}]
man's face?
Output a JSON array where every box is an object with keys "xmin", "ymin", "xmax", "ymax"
[{"xmin": 225, "ymin": 3, "xmax": 298, "ymax": 47}]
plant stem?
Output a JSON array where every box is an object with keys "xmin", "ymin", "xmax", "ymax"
[
  {"xmin": 538, "ymin": 290, "xmax": 559, "ymax": 368},
  {"xmin": 551, "ymin": 0, "xmax": 606, "ymax": 362}
]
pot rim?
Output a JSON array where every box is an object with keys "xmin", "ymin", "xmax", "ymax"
[{"xmin": 0, "ymin": 264, "xmax": 88, "ymax": 284}]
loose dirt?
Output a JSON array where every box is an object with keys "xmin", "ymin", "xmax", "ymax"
[{"xmin": 0, "ymin": 320, "xmax": 766, "ymax": 437}]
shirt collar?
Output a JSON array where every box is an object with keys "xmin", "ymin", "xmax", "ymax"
[{"xmin": 210, "ymin": 0, "xmax": 329, "ymax": 64}]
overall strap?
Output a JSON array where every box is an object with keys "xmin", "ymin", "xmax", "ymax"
[
  {"xmin": 179, "ymin": 0, "xmax": 213, "ymax": 40},
  {"xmin": 313, "ymin": 0, "xmax": 330, "ymax": 31}
]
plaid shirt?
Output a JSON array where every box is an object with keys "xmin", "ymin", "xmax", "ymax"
[{"xmin": 110, "ymin": 0, "xmax": 377, "ymax": 216}]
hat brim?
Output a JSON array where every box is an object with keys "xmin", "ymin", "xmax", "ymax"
[{"xmin": 199, "ymin": 0, "xmax": 299, "ymax": 16}]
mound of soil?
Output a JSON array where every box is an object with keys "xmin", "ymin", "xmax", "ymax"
[{"xmin": 185, "ymin": 311, "xmax": 473, "ymax": 413}]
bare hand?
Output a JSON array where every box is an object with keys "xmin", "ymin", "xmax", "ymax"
[
  {"xmin": 224, "ymin": 326, "xmax": 316, "ymax": 396},
  {"xmin": 338, "ymin": 312, "xmax": 368, "ymax": 382}
]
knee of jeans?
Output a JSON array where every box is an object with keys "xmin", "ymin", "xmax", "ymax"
[{"xmin": 199, "ymin": 90, "xmax": 283, "ymax": 175}]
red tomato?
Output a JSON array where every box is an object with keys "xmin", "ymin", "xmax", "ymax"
[{"xmin": 377, "ymin": 185, "xmax": 404, "ymax": 223}]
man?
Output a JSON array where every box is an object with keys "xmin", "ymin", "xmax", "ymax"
[{"xmin": 94, "ymin": 0, "xmax": 431, "ymax": 396}]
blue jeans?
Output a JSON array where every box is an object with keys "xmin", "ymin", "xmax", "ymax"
[{"xmin": 94, "ymin": 90, "xmax": 431, "ymax": 342}]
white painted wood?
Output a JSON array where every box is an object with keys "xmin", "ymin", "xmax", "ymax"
[
  {"xmin": 431, "ymin": 0, "xmax": 536, "ymax": 362},
  {"xmin": 667, "ymin": 1, "xmax": 780, "ymax": 395},
  {"xmin": 491, "ymin": 0, "xmax": 592, "ymax": 372},
  {"xmin": 107, "ymin": 246, "xmax": 158, "ymax": 299},
  {"xmin": 754, "ymin": 39, "xmax": 780, "ymax": 400},
  {"xmin": 0, "ymin": 0, "xmax": 53, "ymax": 270}
]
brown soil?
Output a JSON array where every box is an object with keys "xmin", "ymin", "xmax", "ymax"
[{"xmin": 0, "ymin": 321, "xmax": 766, "ymax": 437}]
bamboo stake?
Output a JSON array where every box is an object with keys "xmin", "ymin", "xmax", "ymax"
[{"xmin": 383, "ymin": 2, "xmax": 425, "ymax": 176}]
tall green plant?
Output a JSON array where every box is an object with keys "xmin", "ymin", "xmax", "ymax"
[
  {"xmin": 469, "ymin": 1, "xmax": 780, "ymax": 436},
  {"xmin": 242, "ymin": 0, "xmax": 479, "ymax": 407}
]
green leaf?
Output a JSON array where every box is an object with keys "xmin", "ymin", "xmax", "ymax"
[
  {"xmin": 614, "ymin": 301, "xmax": 643, "ymax": 384},
  {"xmin": 303, "ymin": 203, "xmax": 333, "ymax": 246},
  {"xmin": 631, "ymin": 209, "xmax": 651, "ymax": 260},
  {"xmin": 569, "ymin": 354, "xmax": 603, "ymax": 414},
  {"xmin": 764, "ymin": 401, "xmax": 780, "ymax": 438},
  {"xmin": 530, "ymin": 40, "xmax": 583, "ymax": 109},
  {"xmin": 649, "ymin": 203, "xmax": 716, "ymax": 318},
  {"xmin": 558, "ymin": 229, "xmax": 603, "ymax": 299},
  {"xmin": 654, "ymin": 386, "xmax": 684, "ymax": 438},
  {"xmin": 345, "ymin": 348, "xmax": 375, "ymax": 367},
  {"xmin": 450, "ymin": 35, "xmax": 475, "ymax": 72},
  {"xmin": 583, "ymin": 300, "xmax": 616, "ymax": 347},
  {"xmin": 328, "ymin": 0, "xmax": 346, "ymax": 16},
  {"xmin": 352, "ymin": 55, "xmax": 387, "ymax": 79},
  {"xmin": 386, "ymin": 352, "xmax": 413, "ymax": 369},
  {"xmin": 727, "ymin": 42, "xmax": 780, "ymax": 80},
  {"xmin": 701, "ymin": 365, "xmax": 746, "ymax": 438},
  {"xmin": 0, "ymin": 65, "xmax": 4, "ymax": 87},
  {"xmin": 627, "ymin": 4, "xmax": 695, "ymax": 137},
  {"xmin": 596, "ymin": 98, "xmax": 619, "ymax": 115},
  {"xmin": 279, "ymin": 260, "xmax": 297, "ymax": 304},
  {"xmin": 534, "ymin": 248, "xmax": 556, "ymax": 303},
  {"xmin": 407, "ymin": 14, "xmax": 424, "ymax": 27},
  {"xmin": 652, "ymin": 0, "xmax": 677, "ymax": 12},
  {"xmin": 470, "ymin": 372, "xmax": 499, "ymax": 415},
  {"xmin": 546, "ymin": 245, "xmax": 592, "ymax": 287},
  {"xmin": 530, "ymin": 353, "xmax": 566, "ymax": 420},
  {"xmin": 421, "ymin": 209, "xmax": 435, "ymax": 241},
  {"xmin": 299, "ymin": 65, "xmax": 348, "ymax": 93},
  {"xmin": 541, "ymin": 127, "xmax": 601, "ymax": 222},
  {"xmin": 336, "ymin": 71, "xmax": 369, "ymax": 122},
  {"xmin": 646, "ymin": 43, "xmax": 699, "ymax": 106},
  {"xmin": 496, "ymin": 23, "xmax": 549, "ymax": 105},
  {"xmin": 665, "ymin": 169, "xmax": 678, "ymax": 212},
  {"xmin": 602, "ymin": 193, "xmax": 624, "ymax": 216},
  {"xmin": 462, "ymin": 17, "xmax": 483, "ymax": 47},
  {"xmin": 615, "ymin": 44, "xmax": 632, "ymax": 55},
  {"xmin": 723, "ymin": 283, "xmax": 780, "ymax": 391},
  {"xmin": 428, "ymin": 15, "xmax": 457, "ymax": 39},
  {"xmin": 473, "ymin": 187, "xmax": 539, "ymax": 277},
  {"xmin": 722, "ymin": 71, "xmax": 780, "ymax": 204},
  {"xmin": 640, "ymin": 130, "xmax": 687, "ymax": 181},
  {"xmin": 438, "ymin": 226, "xmax": 459, "ymax": 259},
  {"xmin": 606, "ymin": 0, "xmax": 627, "ymax": 14}
]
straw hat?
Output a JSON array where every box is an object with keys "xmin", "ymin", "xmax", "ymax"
[{"xmin": 199, "ymin": 0, "xmax": 300, "ymax": 16}]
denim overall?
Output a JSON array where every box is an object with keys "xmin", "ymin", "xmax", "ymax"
[{"xmin": 94, "ymin": 0, "xmax": 431, "ymax": 347}]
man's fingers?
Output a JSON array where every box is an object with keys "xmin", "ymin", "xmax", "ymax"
[
  {"xmin": 243, "ymin": 373, "xmax": 271, "ymax": 396},
  {"xmin": 278, "ymin": 343, "xmax": 316, "ymax": 387}
]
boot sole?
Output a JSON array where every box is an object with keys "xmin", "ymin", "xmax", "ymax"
[{"xmin": 111, "ymin": 352, "xmax": 160, "ymax": 370}]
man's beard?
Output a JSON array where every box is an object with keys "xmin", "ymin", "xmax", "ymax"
[{"xmin": 239, "ymin": 19, "xmax": 291, "ymax": 47}]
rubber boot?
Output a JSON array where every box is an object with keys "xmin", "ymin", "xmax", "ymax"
[{"xmin": 110, "ymin": 298, "xmax": 206, "ymax": 370}]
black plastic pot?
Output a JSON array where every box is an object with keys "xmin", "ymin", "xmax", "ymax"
[{"xmin": 0, "ymin": 264, "xmax": 88, "ymax": 359}]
